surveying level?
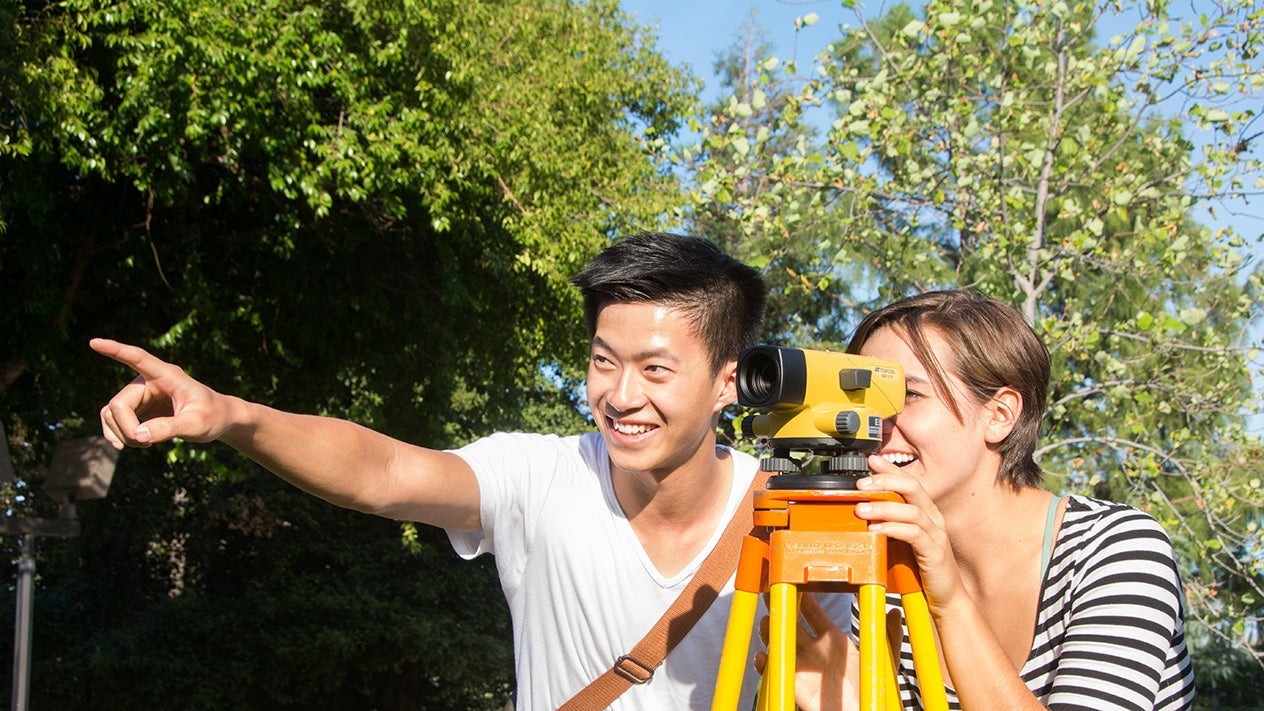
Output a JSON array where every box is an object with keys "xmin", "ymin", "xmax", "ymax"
[{"xmin": 711, "ymin": 346, "xmax": 948, "ymax": 711}]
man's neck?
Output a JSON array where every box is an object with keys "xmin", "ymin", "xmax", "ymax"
[{"xmin": 612, "ymin": 445, "xmax": 735, "ymax": 577}]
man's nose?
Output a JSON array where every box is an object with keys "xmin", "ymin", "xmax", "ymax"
[{"xmin": 608, "ymin": 370, "xmax": 646, "ymax": 411}]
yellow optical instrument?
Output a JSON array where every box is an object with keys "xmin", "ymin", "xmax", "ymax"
[{"xmin": 736, "ymin": 345, "xmax": 905, "ymax": 478}]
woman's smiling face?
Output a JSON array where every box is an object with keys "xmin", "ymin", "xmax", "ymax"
[{"xmin": 859, "ymin": 325, "xmax": 1001, "ymax": 503}]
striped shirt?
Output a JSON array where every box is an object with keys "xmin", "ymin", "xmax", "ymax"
[{"xmin": 851, "ymin": 495, "xmax": 1195, "ymax": 710}]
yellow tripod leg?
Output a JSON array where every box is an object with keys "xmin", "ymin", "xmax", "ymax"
[
  {"xmin": 880, "ymin": 607, "xmax": 901, "ymax": 711},
  {"xmin": 712, "ymin": 588, "xmax": 760, "ymax": 711},
  {"xmin": 766, "ymin": 582, "xmax": 798, "ymax": 711},
  {"xmin": 902, "ymin": 591, "xmax": 947, "ymax": 711},
  {"xmin": 858, "ymin": 583, "xmax": 887, "ymax": 711},
  {"xmin": 756, "ymin": 670, "xmax": 771, "ymax": 711}
]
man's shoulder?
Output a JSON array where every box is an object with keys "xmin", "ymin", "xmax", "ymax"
[
  {"xmin": 452, "ymin": 431, "xmax": 601, "ymax": 474},
  {"xmin": 720, "ymin": 445, "xmax": 761, "ymax": 483},
  {"xmin": 458, "ymin": 430, "xmax": 593, "ymax": 452}
]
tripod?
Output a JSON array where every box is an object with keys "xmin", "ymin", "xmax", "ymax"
[{"xmin": 711, "ymin": 467, "xmax": 949, "ymax": 711}]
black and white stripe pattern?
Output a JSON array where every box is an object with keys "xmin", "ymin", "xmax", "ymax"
[{"xmin": 850, "ymin": 495, "xmax": 1196, "ymax": 710}]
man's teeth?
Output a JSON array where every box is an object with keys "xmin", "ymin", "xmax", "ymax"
[
  {"xmin": 882, "ymin": 452, "xmax": 916, "ymax": 465},
  {"xmin": 612, "ymin": 421, "xmax": 655, "ymax": 435}
]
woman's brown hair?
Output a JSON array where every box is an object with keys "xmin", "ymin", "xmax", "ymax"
[{"xmin": 846, "ymin": 290, "xmax": 1049, "ymax": 489}]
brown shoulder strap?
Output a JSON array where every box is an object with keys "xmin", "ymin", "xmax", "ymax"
[{"xmin": 556, "ymin": 468, "xmax": 771, "ymax": 711}]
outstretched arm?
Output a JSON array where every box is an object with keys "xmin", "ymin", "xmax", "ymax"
[{"xmin": 91, "ymin": 338, "xmax": 482, "ymax": 531}]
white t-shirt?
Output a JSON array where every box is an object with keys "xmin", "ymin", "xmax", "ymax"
[{"xmin": 448, "ymin": 431, "xmax": 851, "ymax": 710}]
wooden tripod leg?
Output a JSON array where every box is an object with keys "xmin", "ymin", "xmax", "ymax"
[
  {"xmin": 859, "ymin": 583, "xmax": 888, "ymax": 711},
  {"xmin": 712, "ymin": 588, "xmax": 759, "ymax": 711}
]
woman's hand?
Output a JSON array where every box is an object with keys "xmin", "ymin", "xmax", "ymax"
[
  {"xmin": 755, "ymin": 592, "xmax": 859, "ymax": 711},
  {"xmin": 855, "ymin": 456, "xmax": 966, "ymax": 613}
]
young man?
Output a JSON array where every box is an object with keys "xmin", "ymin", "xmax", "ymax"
[{"xmin": 94, "ymin": 232, "xmax": 849, "ymax": 709}]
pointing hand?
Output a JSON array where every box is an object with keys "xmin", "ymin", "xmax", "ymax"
[{"xmin": 91, "ymin": 339, "xmax": 231, "ymax": 449}]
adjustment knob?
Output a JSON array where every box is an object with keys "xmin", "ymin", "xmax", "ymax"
[
  {"xmin": 760, "ymin": 457, "xmax": 800, "ymax": 474},
  {"xmin": 826, "ymin": 453, "xmax": 869, "ymax": 475}
]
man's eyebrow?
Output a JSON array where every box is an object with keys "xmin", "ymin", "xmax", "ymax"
[{"xmin": 591, "ymin": 336, "xmax": 679, "ymax": 363}]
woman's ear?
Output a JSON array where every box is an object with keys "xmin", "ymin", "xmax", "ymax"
[{"xmin": 985, "ymin": 387, "xmax": 1022, "ymax": 444}]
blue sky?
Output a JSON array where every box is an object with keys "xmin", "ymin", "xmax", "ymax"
[{"xmin": 621, "ymin": 0, "xmax": 844, "ymax": 101}]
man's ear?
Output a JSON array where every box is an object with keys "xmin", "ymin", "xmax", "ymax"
[
  {"xmin": 985, "ymin": 386, "xmax": 1022, "ymax": 444},
  {"xmin": 714, "ymin": 360, "xmax": 739, "ymax": 412}
]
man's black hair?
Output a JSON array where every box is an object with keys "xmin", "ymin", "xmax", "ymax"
[{"xmin": 570, "ymin": 232, "xmax": 766, "ymax": 374}]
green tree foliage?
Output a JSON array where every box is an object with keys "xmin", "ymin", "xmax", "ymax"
[
  {"xmin": 1, "ymin": 0, "xmax": 693, "ymax": 707},
  {"xmin": 686, "ymin": 0, "xmax": 1264, "ymax": 695},
  {"xmin": 6, "ymin": 451, "xmax": 516, "ymax": 710},
  {"xmin": 685, "ymin": 10, "xmax": 868, "ymax": 350}
]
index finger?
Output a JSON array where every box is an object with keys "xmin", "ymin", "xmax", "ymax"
[
  {"xmin": 861, "ymin": 457, "xmax": 928, "ymax": 501},
  {"xmin": 90, "ymin": 338, "xmax": 174, "ymax": 379}
]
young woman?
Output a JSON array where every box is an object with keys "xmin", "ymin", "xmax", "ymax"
[{"xmin": 786, "ymin": 290, "xmax": 1195, "ymax": 711}]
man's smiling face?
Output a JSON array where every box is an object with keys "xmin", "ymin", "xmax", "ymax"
[{"xmin": 586, "ymin": 301, "xmax": 734, "ymax": 479}]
